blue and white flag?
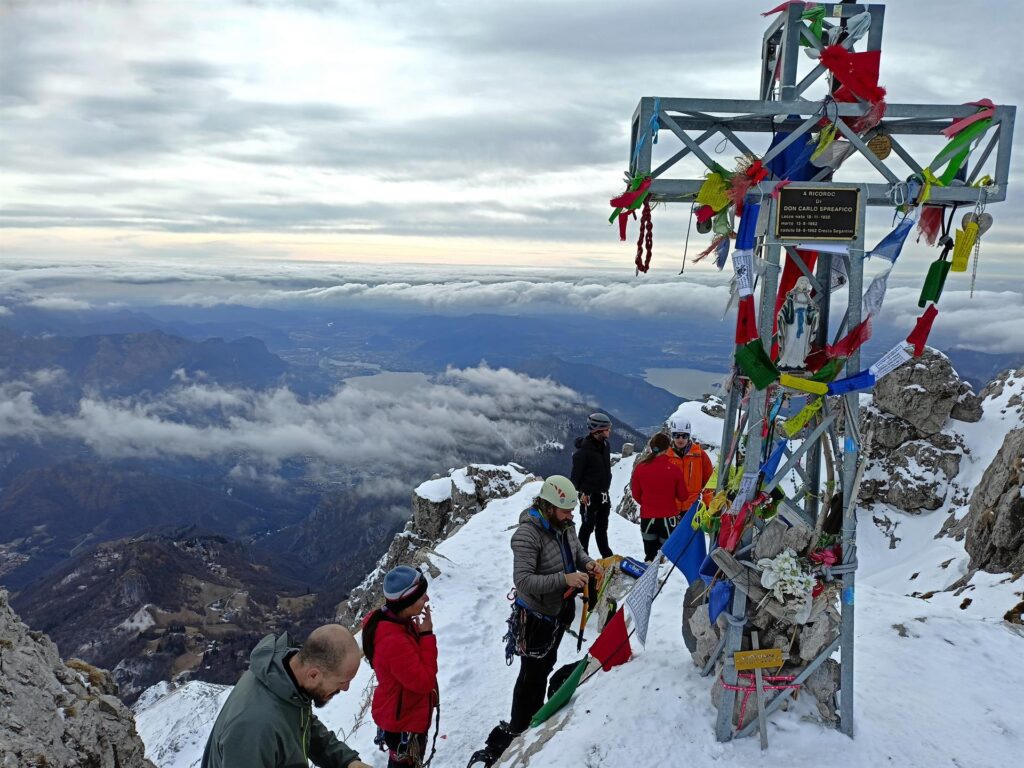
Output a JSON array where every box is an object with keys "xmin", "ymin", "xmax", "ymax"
[{"xmin": 869, "ymin": 209, "xmax": 918, "ymax": 263}]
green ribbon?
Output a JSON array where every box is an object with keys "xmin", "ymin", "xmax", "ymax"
[
  {"xmin": 926, "ymin": 118, "xmax": 992, "ymax": 186},
  {"xmin": 608, "ymin": 175, "xmax": 650, "ymax": 224}
]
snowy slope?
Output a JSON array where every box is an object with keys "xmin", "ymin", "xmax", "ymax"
[
  {"xmin": 136, "ymin": 390, "xmax": 1024, "ymax": 768},
  {"xmin": 857, "ymin": 370, "xmax": 1024, "ymax": 620}
]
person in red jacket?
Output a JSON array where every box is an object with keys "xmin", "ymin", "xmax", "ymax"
[
  {"xmin": 664, "ymin": 416, "xmax": 715, "ymax": 515},
  {"xmin": 362, "ymin": 565, "xmax": 439, "ymax": 768},
  {"xmin": 631, "ymin": 433, "xmax": 688, "ymax": 561}
]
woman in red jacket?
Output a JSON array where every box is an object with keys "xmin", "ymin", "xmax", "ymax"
[
  {"xmin": 631, "ymin": 433, "xmax": 688, "ymax": 561},
  {"xmin": 363, "ymin": 565, "xmax": 439, "ymax": 767}
]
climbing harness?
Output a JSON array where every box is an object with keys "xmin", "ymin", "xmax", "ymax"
[{"xmin": 502, "ymin": 591, "xmax": 566, "ymax": 665}]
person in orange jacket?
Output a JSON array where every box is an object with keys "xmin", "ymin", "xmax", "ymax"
[
  {"xmin": 664, "ymin": 416, "xmax": 714, "ymax": 516},
  {"xmin": 362, "ymin": 566, "xmax": 439, "ymax": 768},
  {"xmin": 631, "ymin": 432, "xmax": 689, "ymax": 561}
]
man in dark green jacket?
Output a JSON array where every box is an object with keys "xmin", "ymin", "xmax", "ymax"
[{"xmin": 202, "ymin": 624, "xmax": 370, "ymax": 768}]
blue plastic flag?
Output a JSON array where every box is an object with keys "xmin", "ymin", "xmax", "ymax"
[
  {"xmin": 759, "ymin": 438, "xmax": 788, "ymax": 481},
  {"xmin": 661, "ymin": 500, "xmax": 707, "ymax": 583},
  {"xmin": 827, "ymin": 369, "xmax": 876, "ymax": 395},
  {"xmin": 735, "ymin": 199, "xmax": 760, "ymax": 250},
  {"xmin": 714, "ymin": 234, "xmax": 731, "ymax": 270},
  {"xmin": 869, "ymin": 213, "xmax": 916, "ymax": 263},
  {"xmin": 766, "ymin": 126, "xmax": 817, "ymax": 182},
  {"xmin": 708, "ymin": 580, "xmax": 734, "ymax": 624},
  {"xmin": 698, "ymin": 548, "xmax": 734, "ymax": 623}
]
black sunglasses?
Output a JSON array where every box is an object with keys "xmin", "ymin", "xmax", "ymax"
[{"xmin": 671, "ymin": 432, "xmax": 691, "ymax": 439}]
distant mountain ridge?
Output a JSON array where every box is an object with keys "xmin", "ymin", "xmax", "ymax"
[
  {"xmin": 515, "ymin": 354, "xmax": 681, "ymax": 429},
  {"xmin": 0, "ymin": 327, "xmax": 288, "ymax": 405}
]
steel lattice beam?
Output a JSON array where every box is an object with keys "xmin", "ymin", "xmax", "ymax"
[{"xmin": 619, "ymin": 1, "xmax": 1016, "ymax": 746}]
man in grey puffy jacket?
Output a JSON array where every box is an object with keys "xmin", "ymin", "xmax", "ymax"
[
  {"xmin": 467, "ymin": 475, "xmax": 603, "ymax": 767},
  {"xmin": 202, "ymin": 625, "xmax": 370, "ymax": 768}
]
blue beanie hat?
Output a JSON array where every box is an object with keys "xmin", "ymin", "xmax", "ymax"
[{"xmin": 383, "ymin": 565, "xmax": 428, "ymax": 612}]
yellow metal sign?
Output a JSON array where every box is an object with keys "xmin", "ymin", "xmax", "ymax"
[{"xmin": 734, "ymin": 648, "xmax": 783, "ymax": 671}]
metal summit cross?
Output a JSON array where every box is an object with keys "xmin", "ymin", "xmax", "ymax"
[{"xmin": 620, "ymin": 2, "xmax": 1015, "ymax": 743}]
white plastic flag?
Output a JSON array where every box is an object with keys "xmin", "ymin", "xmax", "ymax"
[
  {"xmin": 732, "ymin": 249, "xmax": 754, "ymax": 297},
  {"xmin": 869, "ymin": 342, "xmax": 913, "ymax": 380},
  {"xmin": 863, "ymin": 266, "xmax": 892, "ymax": 318},
  {"xmin": 624, "ymin": 556, "xmax": 660, "ymax": 647}
]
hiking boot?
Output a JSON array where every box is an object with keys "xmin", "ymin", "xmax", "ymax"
[
  {"xmin": 466, "ymin": 722, "xmax": 519, "ymax": 767},
  {"xmin": 466, "ymin": 747, "xmax": 499, "ymax": 767}
]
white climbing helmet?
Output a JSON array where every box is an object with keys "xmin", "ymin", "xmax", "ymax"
[
  {"xmin": 669, "ymin": 415, "xmax": 692, "ymax": 436},
  {"xmin": 538, "ymin": 475, "xmax": 578, "ymax": 510}
]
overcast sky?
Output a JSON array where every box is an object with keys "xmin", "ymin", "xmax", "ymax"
[{"xmin": 1, "ymin": 0, "xmax": 1021, "ymax": 281}]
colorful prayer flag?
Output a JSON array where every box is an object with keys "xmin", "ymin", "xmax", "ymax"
[
  {"xmin": 736, "ymin": 295, "xmax": 759, "ymax": 345},
  {"xmin": 869, "ymin": 211, "xmax": 917, "ymax": 264},
  {"xmin": 760, "ymin": 438, "xmax": 788, "ymax": 481},
  {"xmin": 906, "ymin": 304, "xmax": 939, "ymax": 357},
  {"xmin": 863, "ymin": 266, "xmax": 892, "ymax": 317},
  {"xmin": 869, "ymin": 342, "xmax": 913, "ymax": 379},
  {"xmin": 735, "ymin": 201, "xmax": 760, "ymax": 250},
  {"xmin": 660, "ymin": 501, "xmax": 707, "ymax": 584},
  {"xmin": 828, "ymin": 317, "xmax": 872, "ymax": 359},
  {"xmin": 589, "ymin": 608, "xmax": 631, "ymax": 671},
  {"xmin": 530, "ymin": 657, "xmax": 589, "ymax": 727},
  {"xmin": 735, "ymin": 339, "xmax": 780, "ymax": 390},
  {"xmin": 732, "ymin": 249, "xmax": 755, "ymax": 298},
  {"xmin": 827, "ymin": 369, "xmax": 876, "ymax": 395},
  {"xmin": 624, "ymin": 552, "xmax": 660, "ymax": 647}
]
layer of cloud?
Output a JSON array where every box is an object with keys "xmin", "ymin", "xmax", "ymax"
[
  {"xmin": 3, "ymin": 257, "xmax": 1024, "ymax": 353},
  {"xmin": 0, "ymin": 364, "xmax": 581, "ymax": 475}
]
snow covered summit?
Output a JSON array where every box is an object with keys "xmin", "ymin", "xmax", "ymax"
[{"xmin": 135, "ymin": 377, "xmax": 1024, "ymax": 768}]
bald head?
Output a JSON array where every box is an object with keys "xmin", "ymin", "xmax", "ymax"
[
  {"xmin": 290, "ymin": 624, "xmax": 361, "ymax": 707},
  {"xmin": 297, "ymin": 624, "xmax": 360, "ymax": 673}
]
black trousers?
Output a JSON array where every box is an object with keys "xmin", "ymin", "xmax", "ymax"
[
  {"xmin": 641, "ymin": 515, "xmax": 679, "ymax": 561},
  {"xmin": 578, "ymin": 493, "xmax": 613, "ymax": 558},
  {"xmin": 508, "ymin": 612, "xmax": 566, "ymax": 732},
  {"xmin": 382, "ymin": 731, "xmax": 427, "ymax": 767}
]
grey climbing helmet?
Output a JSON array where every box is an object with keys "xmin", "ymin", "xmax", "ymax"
[{"xmin": 587, "ymin": 412, "xmax": 612, "ymax": 432}]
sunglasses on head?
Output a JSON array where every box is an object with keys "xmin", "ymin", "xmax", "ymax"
[{"xmin": 672, "ymin": 432, "xmax": 691, "ymax": 439}]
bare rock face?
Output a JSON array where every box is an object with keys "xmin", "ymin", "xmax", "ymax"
[
  {"xmin": 858, "ymin": 359, "xmax": 970, "ymax": 514},
  {"xmin": 337, "ymin": 464, "xmax": 530, "ymax": 627},
  {"xmin": 964, "ymin": 427, "xmax": 1024, "ymax": 574},
  {"xmin": 614, "ymin": 487, "xmax": 640, "ymax": 523},
  {"xmin": 950, "ymin": 381, "xmax": 984, "ymax": 423},
  {"xmin": 804, "ymin": 658, "xmax": 841, "ymax": 722},
  {"xmin": 701, "ymin": 395, "xmax": 726, "ymax": 418},
  {"xmin": 0, "ymin": 590, "xmax": 155, "ymax": 768},
  {"xmin": 872, "ymin": 347, "xmax": 966, "ymax": 435}
]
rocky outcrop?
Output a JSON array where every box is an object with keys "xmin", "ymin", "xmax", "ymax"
[
  {"xmin": 0, "ymin": 590, "xmax": 154, "ymax": 768},
  {"xmin": 951, "ymin": 381, "xmax": 984, "ymax": 423},
  {"xmin": 858, "ymin": 348, "xmax": 977, "ymax": 514},
  {"xmin": 337, "ymin": 464, "xmax": 532, "ymax": 627},
  {"xmin": 964, "ymin": 428, "xmax": 1024, "ymax": 574},
  {"xmin": 873, "ymin": 347, "xmax": 974, "ymax": 435},
  {"xmin": 701, "ymin": 395, "xmax": 726, "ymax": 418}
]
